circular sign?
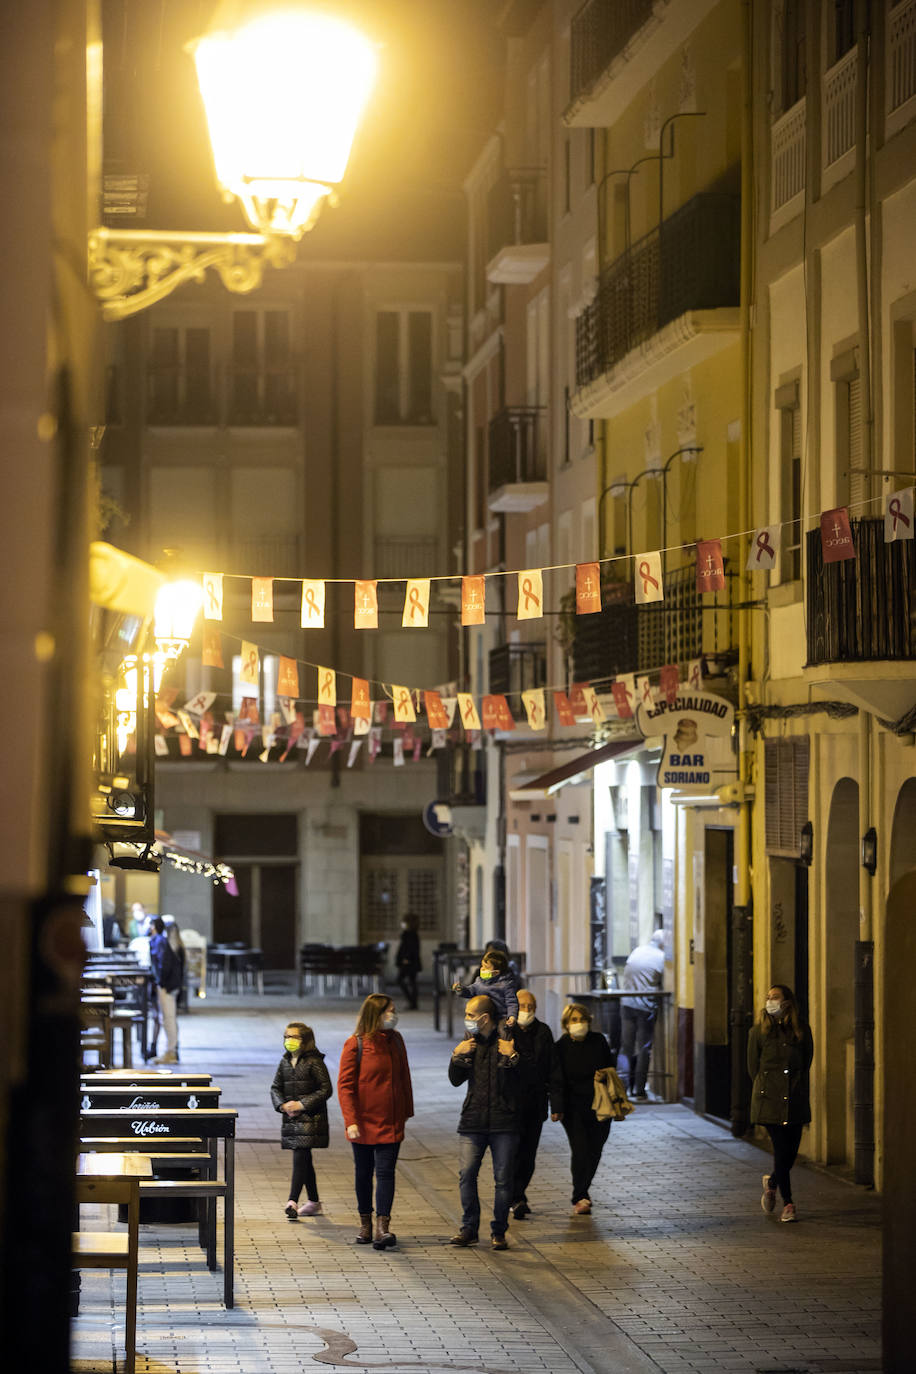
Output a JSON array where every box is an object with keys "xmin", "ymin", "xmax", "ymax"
[{"xmin": 423, "ymin": 800, "xmax": 454, "ymax": 838}]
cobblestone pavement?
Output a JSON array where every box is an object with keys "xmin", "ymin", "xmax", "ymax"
[{"xmin": 72, "ymin": 990, "xmax": 882, "ymax": 1374}]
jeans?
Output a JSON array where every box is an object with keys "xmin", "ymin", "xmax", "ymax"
[
  {"xmin": 289, "ymin": 1147, "xmax": 318, "ymax": 1203},
  {"xmin": 620, "ymin": 1006, "xmax": 656, "ymax": 1096},
  {"xmin": 458, "ymin": 1131, "xmax": 519, "ymax": 1237},
  {"xmin": 512, "ymin": 1111, "xmax": 544, "ymax": 1205},
  {"xmin": 156, "ymin": 987, "xmax": 179, "ymax": 1055},
  {"xmin": 562, "ymin": 1110, "xmax": 611, "ymax": 1204},
  {"xmin": 764, "ymin": 1123, "xmax": 803, "ymax": 1203},
  {"xmin": 352, "ymin": 1141, "xmax": 401, "ymax": 1216}
]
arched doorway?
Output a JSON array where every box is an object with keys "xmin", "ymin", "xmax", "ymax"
[
  {"xmin": 889, "ymin": 778, "xmax": 916, "ymax": 890},
  {"xmin": 824, "ymin": 777, "xmax": 859, "ymax": 1167}
]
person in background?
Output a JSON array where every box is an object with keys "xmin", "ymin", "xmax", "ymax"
[
  {"xmin": 550, "ymin": 1003, "xmax": 615, "ymax": 1215},
  {"xmin": 337, "ymin": 993, "xmax": 413, "ymax": 1250},
  {"xmin": 129, "ymin": 901, "xmax": 152, "ymax": 938},
  {"xmin": 620, "ymin": 927, "xmax": 665, "ymax": 1100},
  {"xmin": 270, "ymin": 1021, "xmax": 332, "ymax": 1219},
  {"xmin": 149, "ymin": 916, "xmax": 182, "ymax": 1064},
  {"xmin": 748, "ymin": 984, "xmax": 813, "ymax": 1223},
  {"xmin": 394, "ymin": 912, "xmax": 421, "ymax": 1011},
  {"xmin": 452, "ymin": 947, "xmax": 519, "ymax": 1026},
  {"xmin": 101, "ymin": 901, "xmax": 121, "ymax": 948},
  {"xmin": 509, "ymin": 988, "xmax": 553, "ymax": 1220},
  {"xmin": 163, "ymin": 917, "xmax": 187, "ymax": 1012}
]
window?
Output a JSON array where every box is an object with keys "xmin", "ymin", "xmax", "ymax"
[
  {"xmin": 147, "ymin": 325, "xmax": 213, "ymax": 425},
  {"xmin": 474, "ymin": 423, "xmax": 487, "ymax": 531},
  {"xmin": 832, "ymin": 348, "xmax": 862, "ymax": 508},
  {"xmin": 230, "ymin": 310, "xmax": 296, "ymax": 425},
  {"xmin": 764, "ymin": 737, "xmax": 810, "ymax": 857},
  {"xmin": 829, "ymin": 0, "xmax": 855, "ymax": 65},
  {"xmin": 375, "ymin": 309, "xmax": 434, "ymax": 425},
  {"xmin": 776, "ymin": 381, "xmax": 802, "ymax": 580},
  {"xmin": 781, "ymin": 0, "xmax": 807, "ymax": 110},
  {"xmin": 585, "ymin": 128, "xmax": 596, "ymax": 188}
]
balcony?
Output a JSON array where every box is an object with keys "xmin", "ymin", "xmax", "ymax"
[
  {"xmin": 888, "ymin": 0, "xmax": 916, "ymax": 135},
  {"xmin": 770, "ymin": 99, "xmax": 806, "ymax": 216},
  {"xmin": 229, "ymin": 366, "xmax": 298, "ymax": 426},
  {"xmin": 489, "ymin": 642, "xmax": 547, "ymax": 720},
  {"xmin": 564, "ymin": 0, "xmax": 718, "ymax": 129},
  {"xmin": 823, "ymin": 46, "xmax": 856, "ymax": 171},
  {"xmin": 487, "ymin": 407, "xmax": 549, "ymax": 513},
  {"xmin": 147, "ymin": 369, "xmax": 217, "ymax": 426},
  {"xmin": 570, "ymin": 565, "xmax": 735, "ymax": 683},
  {"xmin": 486, "ymin": 170, "xmax": 549, "ymax": 285},
  {"xmin": 804, "ymin": 519, "xmax": 916, "ymax": 720},
  {"xmin": 373, "ymin": 535, "xmax": 439, "ymax": 580},
  {"xmin": 225, "ymin": 534, "xmax": 304, "ymax": 579},
  {"xmin": 572, "ymin": 191, "xmax": 740, "ymax": 419}
]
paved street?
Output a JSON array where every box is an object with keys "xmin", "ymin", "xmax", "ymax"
[{"xmin": 72, "ymin": 989, "xmax": 882, "ymax": 1374}]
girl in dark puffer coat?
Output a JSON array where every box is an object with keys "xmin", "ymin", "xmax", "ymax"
[{"xmin": 270, "ymin": 1021, "xmax": 333, "ymax": 1219}]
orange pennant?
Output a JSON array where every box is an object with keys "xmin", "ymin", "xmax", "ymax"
[
  {"xmin": 482, "ymin": 695, "xmax": 515, "ymax": 731},
  {"xmin": 317, "ymin": 704, "xmax": 336, "ymax": 736},
  {"xmin": 251, "ymin": 577, "xmax": 274, "ymax": 622},
  {"xmin": 576, "ymin": 563, "xmax": 601, "ymax": 614},
  {"xmin": 354, "ymin": 580, "xmax": 378, "ymax": 629},
  {"xmin": 277, "ymin": 655, "xmax": 300, "ymax": 698},
  {"xmin": 351, "ymin": 677, "xmax": 371, "ymax": 720},
  {"xmin": 553, "ymin": 691, "xmax": 576, "ymax": 726},
  {"xmin": 424, "ymin": 690, "xmax": 449, "ymax": 729},
  {"xmin": 461, "ymin": 575, "xmax": 486, "ymax": 626}
]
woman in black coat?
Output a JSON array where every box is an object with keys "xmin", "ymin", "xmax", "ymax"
[
  {"xmin": 270, "ymin": 1021, "xmax": 333, "ymax": 1219},
  {"xmin": 550, "ymin": 1002, "xmax": 614, "ymax": 1214},
  {"xmin": 394, "ymin": 912, "xmax": 421, "ymax": 1010},
  {"xmin": 747, "ymin": 984, "xmax": 813, "ymax": 1222}
]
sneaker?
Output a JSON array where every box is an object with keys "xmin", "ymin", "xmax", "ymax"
[
  {"xmin": 512, "ymin": 1201, "xmax": 531, "ymax": 1220},
  {"xmin": 573, "ymin": 1198, "xmax": 592, "ymax": 1215},
  {"xmin": 284, "ymin": 1201, "xmax": 299, "ymax": 1220},
  {"xmin": 449, "ymin": 1228, "xmax": 478, "ymax": 1246},
  {"xmin": 298, "ymin": 1200, "xmax": 321, "ymax": 1216},
  {"xmin": 154, "ymin": 1052, "xmax": 179, "ymax": 1064},
  {"xmin": 761, "ymin": 1174, "xmax": 777, "ymax": 1213},
  {"xmin": 780, "ymin": 1202, "xmax": 797, "ymax": 1223},
  {"xmin": 490, "ymin": 1234, "xmax": 508, "ymax": 1250}
]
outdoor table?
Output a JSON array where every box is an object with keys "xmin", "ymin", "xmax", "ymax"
[
  {"xmin": 83, "ymin": 969, "xmax": 155, "ymax": 1060},
  {"xmin": 75, "ymin": 1152, "xmax": 152, "ymax": 1374},
  {"xmin": 81, "ymin": 1070, "xmax": 213, "ymax": 1089},
  {"xmin": 208, "ymin": 946, "xmax": 255, "ymax": 993},
  {"xmin": 79, "ymin": 1084, "xmax": 222, "ymax": 1111}
]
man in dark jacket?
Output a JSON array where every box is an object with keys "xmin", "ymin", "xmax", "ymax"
[
  {"xmin": 448, "ymin": 994, "xmax": 519, "ymax": 1250},
  {"xmin": 149, "ymin": 917, "xmax": 182, "ymax": 1064},
  {"xmin": 509, "ymin": 988, "xmax": 553, "ymax": 1219}
]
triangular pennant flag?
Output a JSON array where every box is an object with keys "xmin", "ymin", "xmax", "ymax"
[
  {"xmin": 218, "ymin": 723, "xmax": 232, "ymax": 756},
  {"xmin": 482, "ymin": 695, "xmax": 515, "ymax": 731},
  {"xmin": 695, "ymin": 540, "xmax": 726, "ymax": 592},
  {"xmin": 351, "ymin": 677, "xmax": 371, "ymax": 720},
  {"xmin": 202, "ymin": 627, "xmax": 224, "ymax": 669},
  {"xmin": 686, "ymin": 658, "xmax": 703, "ymax": 690},
  {"xmin": 410, "ymin": 738, "xmax": 421, "ymax": 761},
  {"xmin": 154, "ymin": 734, "xmax": 169, "ymax": 757},
  {"xmin": 442, "ymin": 696, "xmax": 457, "ymax": 726},
  {"xmin": 885, "ymin": 487, "xmax": 914, "ymax": 542},
  {"xmin": 635, "ymin": 551, "xmax": 664, "ymax": 604},
  {"xmin": 430, "ymin": 728, "xmax": 447, "ymax": 751},
  {"xmin": 821, "ymin": 507, "xmax": 857, "ymax": 563},
  {"xmin": 461, "ymin": 575, "xmax": 486, "ymax": 626},
  {"xmin": 317, "ymin": 704, "xmax": 336, "ymax": 736},
  {"xmin": 317, "ymin": 666, "xmax": 336, "ymax": 706},
  {"xmin": 279, "ymin": 711, "xmax": 306, "ymax": 761},
  {"xmin": 347, "ymin": 739, "xmax": 362, "ymax": 768},
  {"xmin": 198, "ymin": 713, "xmax": 214, "ymax": 751},
  {"xmin": 178, "ymin": 734, "xmax": 193, "ymax": 756},
  {"xmin": 660, "ymin": 664, "xmax": 680, "ymax": 705},
  {"xmin": 203, "ymin": 573, "xmax": 223, "ymax": 621},
  {"xmin": 251, "ymin": 577, "xmax": 273, "ymax": 622},
  {"xmin": 177, "ymin": 709, "xmax": 199, "ymax": 740},
  {"xmin": 576, "ymin": 563, "xmax": 601, "ymax": 614},
  {"xmin": 368, "ymin": 726, "xmax": 382, "ymax": 761},
  {"xmin": 522, "ymin": 688, "xmax": 546, "ymax": 730},
  {"xmin": 277, "ymin": 656, "xmax": 299, "ymax": 698},
  {"xmin": 517, "ymin": 568, "xmax": 543, "ymax": 620},
  {"xmin": 239, "ymin": 641, "xmax": 259, "ymax": 695},
  {"xmin": 301, "ymin": 579, "xmax": 326, "ymax": 627},
  {"xmin": 402, "ymin": 578, "xmax": 430, "ymax": 627},
  {"xmin": 305, "ymin": 735, "xmax": 321, "ymax": 764},
  {"xmin": 470, "ymin": 729, "xmax": 482, "ymax": 751},
  {"xmin": 612, "ymin": 675, "xmax": 636, "ymax": 719},
  {"xmin": 328, "ymin": 738, "xmax": 343, "ymax": 759},
  {"xmin": 182, "ymin": 691, "xmax": 216, "ymax": 716},
  {"xmin": 206, "ymin": 733, "xmax": 219, "ymax": 755},
  {"xmin": 424, "ymin": 690, "xmax": 449, "ymax": 729},
  {"xmin": 457, "ymin": 692, "xmax": 480, "ymax": 731},
  {"xmin": 336, "ymin": 706, "xmax": 352, "ymax": 737},
  {"xmin": 392, "ymin": 685, "xmax": 416, "ymax": 722},
  {"xmin": 392, "ymin": 736, "xmax": 405, "ymax": 767},
  {"xmin": 374, "ymin": 701, "xmax": 389, "ymax": 725},
  {"xmin": 353, "ymin": 712, "xmax": 371, "ymax": 737},
  {"xmin": 354, "ymin": 580, "xmax": 378, "ymax": 629},
  {"xmin": 277, "ymin": 697, "xmax": 297, "ymax": 726},
  {"xmin": 553, "ymin": 691, "xmax": 576, "ymax": 726},
  {"xmin": 747, "ymin": 526, "xmax": 780, "ymax": 570}
]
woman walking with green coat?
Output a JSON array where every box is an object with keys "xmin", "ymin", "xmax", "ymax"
[{"xmin": 747, "ymin": 984, "xmax": 813, "ymax": 1222}]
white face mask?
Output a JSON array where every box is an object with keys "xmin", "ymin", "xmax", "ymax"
[
  {"xmin": 568, "ymin": 1022, "xmax": 588, "ymax": 1040},
  {"xmin": 382, "ymin": 1011, "xmax": 398, "ymax": 1030},
  {"xmin": 765, "ymin": 999, "xmax": 784, "ymax": 1017},
  {"xmin": 517, "ymin": 1010, "xmax": 535, "ymax": 1027},
  {"xmin": 464, "ymin": 1018, "xmax": 480, "ymax": 1036}
]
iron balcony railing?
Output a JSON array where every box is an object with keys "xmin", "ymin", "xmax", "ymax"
[
  {"xmin": 489, "ymin": 642, "xmax": 548, "ymax": 718},
  {"xmin": 487, "ymin": 169, "xmax": 548, "ymax": 263},
  {"xmin": 488, "ymin": 407, "xmax": 547, "ymax": 491},
  {"xmin": 571, "ymin": 565, "xmax": 736, "ymax": 683},
  {"xmin": 438, "ymin": 743, "xmax": 486, "ymax": 807},
  {"xmin": 226, "ymin": 534, "xmax": 304, "ymax": 579},
  {"xmin": 575, "ymin": 191, "xmax": 740, "ymax": 389},
  {"xmin": 806, "ymin": 519, "xmax": 916, "ymax": 664},
  {"xmin": 569, "ymin": 0, "xmax": 654, "ymax": 107}
]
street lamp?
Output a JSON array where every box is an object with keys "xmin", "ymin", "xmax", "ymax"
[
  {"xmin": 89, "ymin": 5, "xmax": 377, "ymax": 320},
  {"xmin": 154, "ymin": 579, "xmax": 205, "ymax": 661}
]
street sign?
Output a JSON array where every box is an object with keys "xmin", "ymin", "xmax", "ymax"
[{"xmin": 422, "ymin": 800, "xmax": 454, "ymax": 838}]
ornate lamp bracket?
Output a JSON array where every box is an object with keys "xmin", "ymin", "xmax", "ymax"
[{"xmin": 88, "ymin": 228, "xmax": 297, "ymax": 322}]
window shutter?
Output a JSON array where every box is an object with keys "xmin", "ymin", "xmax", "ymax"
[
  {"xmin": 847, "ymin": 375, "xmax": 863, "ymax": 507},
  {"xmin": 764, "ymin": 737, "xmax": 810, "ymax": 857}
]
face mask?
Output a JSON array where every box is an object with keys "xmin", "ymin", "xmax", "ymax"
[
  {"xmin": 765, "ymin": 999, "xmax": 784, "ymax": 1017},
  {"xmin": 568, "ymin": 1022, "xmax": 588, "ymax": 1040},
  {"xmin": 479, "ymin": 969, "xmax": 495, "ymax": 981},
  {"xmin": 464, "ymin": 1019, "xmax": 480, "ymax": 1036},
  {"xmin": 382, "ymin": 1012, "xmax": 398, "ymax": 1030},
  {"xmin": 517, "ymin": 1010, "xmax": 535, "ymax": 1027},
  {"xmin": 284, "ymin": 1038, "xmax": 301, "ymax": 1053}
]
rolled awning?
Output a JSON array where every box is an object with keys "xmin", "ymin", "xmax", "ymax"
[{"xmin": 508, "ymin": 737, "xmax": 643, "ymax": 801}]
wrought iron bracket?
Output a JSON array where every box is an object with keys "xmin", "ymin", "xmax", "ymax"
[{"xmin": 88, "ymin": 228, "xmax": 297, "ymax": 321}]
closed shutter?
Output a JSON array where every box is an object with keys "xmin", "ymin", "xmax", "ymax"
[
  {"xmin": 847, "ymin": 375, "xmax": 863, "ymax": 507},
  {"xmin": 764, "ymin": 737, "xmax": 810, "ymax": 856}
]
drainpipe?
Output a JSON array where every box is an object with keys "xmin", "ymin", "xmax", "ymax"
[
  {"xmin": 853, "ymin": 0, "xmax": 875, "ymax": 1187},
  {"xmin": 730, "ymin": 0, "xmax": 755, "ymax": 1139}
]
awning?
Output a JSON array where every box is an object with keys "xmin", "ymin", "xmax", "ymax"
[{"xmin": 508, "ymin": 737, "xmax": 643, "ymax": 801}]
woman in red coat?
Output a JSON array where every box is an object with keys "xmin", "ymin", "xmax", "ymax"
[{"xmin": 337, "ymin": 992, "xmax": 414, "ymax": 1250}]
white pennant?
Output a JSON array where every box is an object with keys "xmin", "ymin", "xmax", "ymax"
[{"xmin": 885, "ymin": 486, "xmax": 914, "ymax": 542}]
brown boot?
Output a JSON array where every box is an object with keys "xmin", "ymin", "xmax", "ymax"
[
  {"xmin": 373, "ymin": 1214, "xmax": 396, "ymax": 1249},
  {"xmin": 356, "ymin": 1212, "xmax": 373, "ymax": 1245}
]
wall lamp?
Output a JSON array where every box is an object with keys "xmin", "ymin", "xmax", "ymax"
[
  {"xmin": 799, "ymin": 820, "xmax": 813, "ymax": 866},
  {"xmin": 90, "ymin": 6, "xmax": 377, "ymax": 320},
  {"xmin": 861, "ymin": 827, "xmax": 878, "ymax": 876}
]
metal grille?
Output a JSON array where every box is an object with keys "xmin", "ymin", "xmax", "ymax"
[
  {"xmin": 568, "ymin": 0, "xmax": 653, "ymax": 106},
  {"xmin": 365, "ymin": 869, "xmax": 399, "ymax": 935},
  {"xmin": 806, "ymin": 518, "xmax": 916, "ymax": 663},
  {"xmin": 764, "ymin": 738, "xmax": 809, "ymax": 857},
  {"xmin": 890, "ymin": 0, "xmax": 916, "ymax": 112},
  {"xmin": 489, "ymin": 642, "xmax": 547, "ymax": 714},
  {"xmin": 487, "ymin": 170, "xmax": 547, "ymax": 261},
  {"xmin": 488, "ymin": 408, "xmax": 547, "ymax": 489},
  {"xmin": 407, "ymin": 869, "xmax": 440, "ymax": 934}
]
